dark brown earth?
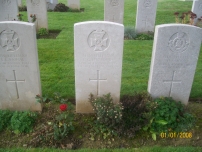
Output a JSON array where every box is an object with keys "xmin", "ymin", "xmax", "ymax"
[{"xmin": 0, "ymin": 100, "xmax": 201, "ymax": 149}]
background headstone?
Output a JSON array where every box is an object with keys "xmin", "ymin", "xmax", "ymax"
[
  {"xmin": 192, "ymin": 0, "xmax": 202, "ymax": 25},
  {"xmin": 0, "ymin": 0, "xmax": 19, "ymax": 21},
  {"xmin": 26, "ymin": 0, "xmax": 48, "ymax": 30},
  {"xmin": 104, "ymin": 0, "xmax": 124, "ymax": 24},
  {"xmin": 74, "ymin": 21, "xmax": 124, "ymax": 113},
  {"xmin": 17, "ymin": 0, "xmax": 22, "ymax": 6},
  {"xmin": 135, "ymin": 0, "xmax": 158, "ymax": 33},
  {"xmin": 0, "ymin": 21, "xmax": 42, "ymax": 111},
  {"xmin": 148, "ymin": 24, "xmax": 202, "ymax": 105},
  {"xmin": 46, "ymin": 0, "xmax": 58, "ymax": 10},
  {"xmin": 68, "ymin": 0, "xmax": 80, "ymax": 10}
]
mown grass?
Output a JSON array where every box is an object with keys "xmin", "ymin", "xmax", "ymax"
[
  {"xmin": 1, "ymin": 146, "xmax": 202, "ymax": 152},
  {"xmin": 19, "ymin": 0, "xmax": 202, "ymax": 98}
]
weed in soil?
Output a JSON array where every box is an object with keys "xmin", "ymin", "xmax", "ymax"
[{"xmin": 37, "ymin": 30, "xmax": 61, "ymax": 39}]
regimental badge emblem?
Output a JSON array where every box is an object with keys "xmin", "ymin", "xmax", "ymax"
[
  {"xmin": 2, "ymin": 0, "xmax": 11, "ymax": 6},
  {"xmin": 144, "ymin": 0, "xmax": 152, "ymax": 8},
  {"xmin": 0, "ymin": 29, "xmax": 20, "ymax": 52},
  {"xmin": 168, "ymin": 32, "xmax": 190, "ymax": 53},
  {"xmin": 110, "ymin": 0, "xmax": 119, "ymax": 6},
  {"xmin": 88, "ymin": 30, "xmax": 110, "ymax": 52},
  {"xmin": 31, "ymin": 0, "xmax": 40, "ymax": 6}
]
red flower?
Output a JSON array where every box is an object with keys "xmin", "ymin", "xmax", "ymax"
[{"xmin": 60, "ymin": 104, "xmax": 67, "ymax": 111}]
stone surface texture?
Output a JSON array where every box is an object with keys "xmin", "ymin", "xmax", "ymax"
[
  {"xmin": 0, "ymin": 21, "xmax": 42, "ymax": 111},
  {"xmin": 192, "ymin": 0, "xmax": 202, "ymax": 25},
  {"xmin": 74, "ymin": 21, "xmax": 124, "ymax": 113},
  {"xmin": 104, "ymin": 0, "xmax": 124, "ymax": 24},
  {"xmin": 26, "ymin": 0, "xmax": 48, "ymax": 30},
  {"xmin": 148, "ymin": 24, "xmax": 202, "ymax": 105},
  {"xmin": 135, "ymin": 0, "xmax": 158, "ymax": 33},
  {"xmin": 68, "ymin": 0, "xmax": 80, "ymax": 10},
  {"xmin": 0, "ymin": 0, "xmax": 19, "ymax": 21},
  {"xmin": 17, "ymin": 0, "xmax": 22, "ymax": 6}
]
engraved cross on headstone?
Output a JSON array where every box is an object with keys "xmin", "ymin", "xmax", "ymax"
[
  {"xmin": 142, "ymin": 16, "xmax": 149, "ymax": 29},
  {"xmin": 6, "ymin": 70, "xmax": 25, "ymax": 99},
  {"xmin": 89, "ymin": 70, "xmax": 107, "ymax": 96},
  {"xmin": 163, "ymin": 71, "xmax": 181, "ymax": 97}
]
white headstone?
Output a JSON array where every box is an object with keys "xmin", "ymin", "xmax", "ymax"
[
  {"xmin": 148, "ymin": 24, "xmax": 202, "ymax": 105},
  {"xmin": 46, "ymin": 0, "xmax": 58, "ymax": 10},
  {"xmin": 17, "ymin": 0, "xmax": 22, "ymax": 6},
  {"xmin": 74, "ymin": 21, "xmax": 124, "ymax": 113},
  {"xmin": 104, "ymin": 0, "xmax": 124, "ymax": 24},
  {"xmin": 26, "ymin": 0, "xmax": 48, "ymax": 30},
  {"xmin": 135, "ymin": 0, "xmax": 158, "ymax": 33},
  {"xmin": 192, "ymin": 0, "xmax": 202, "ymax": 25},
  {"xmin": 0, "ymin": 0, "xmax": 19, "ymax": 21},
  {"xmin": 0, "ymin": 21, "xmax": 42, "ymax": 111},
  {"xmin": 68, "ymin": 0, "xmax": 80, "ymax": 10}
]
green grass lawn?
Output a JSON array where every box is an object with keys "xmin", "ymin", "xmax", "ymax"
[{"xmin": 19, "ymin": 0, "xmax": 202, "ymax": 98}]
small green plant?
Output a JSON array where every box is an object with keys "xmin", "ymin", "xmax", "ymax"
[
  {"xmin": 135, "ymin": 32, "xmax": 154, "ymax": 40},
  {"xmin": 119, "ymin": 92, "xmax": 155, "ymax": 138},
  {"xmin": 35, "ymin": 92, "xmax": 68, "ymax": 104},
  {"xmin": 54, "ymin": 3, "xmax": 69, "ymax": 12},
  {"xmin": 68, "ymin": 8, "xmax": 80, "ymax": 12},
  {"xmin": 89, "ymin": 93, "xmax": 123, "ymax": 139},
  {"xmin": 34, "ymin": 93, "xmax": 75, "ymax": 144},
  {"xmin": 51, "ymin": 92, "xmax": 68, "ymax": 103},
  {"xmin": 10, "ymin": 111, "xmax": 38, "ymax": 134},
  {"xmin": 144, "ymin": 97, "xmax": 196, "ymax": 140},
  {"xmin": 35, "ymin": 94, "xmax": 51, "ymax": 104},
  {"xmin": 30, "ymin": 14, "xmax": 37, "ymax": 22},
  {"xmin": 37, "ymin": 28, "xmax": 49, "ymax": 36},
  {"xmin": 53, "ymin": 102, "xmax": 75, "ymax": 140},
  {"xmin": 17, "ymin": 13, "xmax": 23, "ymax": 21},
  {"xmin": 124, "ymin": 27, "xmax": 137, "ymax": 40},
  {"xmin": 124, "ymin": 27, "xmax": 154, "ymax": 40},
  {"xmin": 0, "ymin": 110, "xmax": 13, "ymax": 132}
]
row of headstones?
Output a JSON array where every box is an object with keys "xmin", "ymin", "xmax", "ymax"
[
  {"xmin": 0, "ymin": 0, "xmax": 48, "ymax": 30},
  {"xmin": 0, "ymin": 0, "xmax": 156, "ymax": 34},
  {"xmin": 1, "ymin": 0, "xmax": 201, "ymax": 34},
  {"xmin": 0, "ymin": 0, "xmax": 81, "ymax": 30},
  {"xmin": 104, "ymin": 0, "xmax": 158, "ymax": 33},
  {"xmin": 107, "ymin": 0, "xmax": 202, "ymax": 33},
  {"xmin": 0, "ymin": 21, "xmax": 201, "ymax": 113}
]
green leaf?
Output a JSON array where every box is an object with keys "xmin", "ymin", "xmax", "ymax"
[
  {"xmin": 89, "ymin": 136, "xmax": 95, "ymax": 141},
  {"xmin": 150, "ymin": 118, "xmax": 154, "ymax": 123},
  {"xmin": 14, "ymin": 130, "xmax": 20, "ymax": 134},
  {"xmin": 152, "ymin": 133, "xmax": 156, "ymax": 141},
  {"xmin": 155, "ymin": 120, "xmax": 168, "ymax": 125},
  {"xmin": 143, "ymin": 126, "xmax": 148, "ymax": 131}
]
